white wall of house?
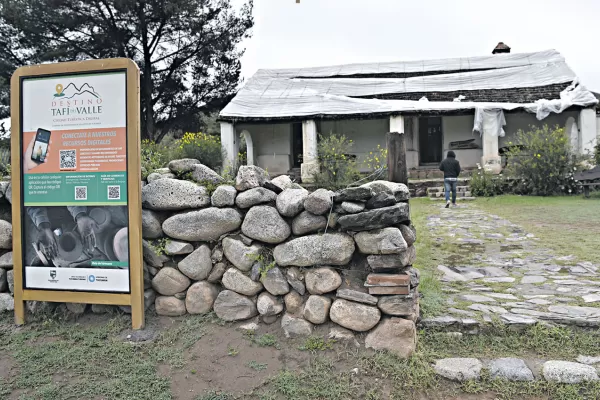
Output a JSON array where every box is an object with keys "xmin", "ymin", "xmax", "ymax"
[
  {"xmin": 441, "ymin": 115, "xmax": 483, "ymax": 168},
  {"xmin": 320, "ymin": 118, "xmax": 389, "ymax": 172},
  {"xmin": 498, "ymin": 110, "xmax": 579, "ymax": 148},
  {"xmin": 235, "ymin": 123, "xmax": 292, "ymax": 176}
]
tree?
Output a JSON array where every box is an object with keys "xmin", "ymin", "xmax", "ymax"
[{"xmin": 0, "ymin": 0, "xmax": 253, "ymax": 141}]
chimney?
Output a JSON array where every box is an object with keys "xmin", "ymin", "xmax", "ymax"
[{"xmin": 492, "ymin": 42, "xmax": 511, "ymax": 54}]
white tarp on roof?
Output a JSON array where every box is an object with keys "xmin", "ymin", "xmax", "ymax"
[{"xmin": 220, "ymin": 50, "xmax": 598, "ymax": 120}]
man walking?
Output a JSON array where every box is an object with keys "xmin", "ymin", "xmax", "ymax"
[{"xmin": 439, "ymin": 150, "xmax": 461, "ymax": 208}]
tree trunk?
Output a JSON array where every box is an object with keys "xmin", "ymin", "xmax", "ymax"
[
  {"xmin": 139, "ymin": 4, "xmax": 155, "ymax": 141},
  {"xmin": 386, "ymin": 131, "xmax": 408, "ymax": 185}
]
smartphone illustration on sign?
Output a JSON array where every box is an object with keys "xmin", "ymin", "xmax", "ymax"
[{"xmin": 31, "ymin": 128, "xmax": 51, "ymax": 163}]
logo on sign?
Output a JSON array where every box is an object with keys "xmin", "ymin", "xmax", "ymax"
[
  {"xmin": 88, "ymin": 275, "xmax": 96, "ymax": 283},
  {"xmin": 50, "ymin": 270, "xmax": 56, "ymax": 279}
]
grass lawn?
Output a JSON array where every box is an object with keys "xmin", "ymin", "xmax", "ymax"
[{"xmin": 475, "ymin": 195, "xmax": 600, "ymax": 263}]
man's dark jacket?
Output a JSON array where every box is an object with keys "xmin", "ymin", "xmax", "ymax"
[{"xmin": 439, "ymin": 151, "xmax": 461, "ymax": 178}]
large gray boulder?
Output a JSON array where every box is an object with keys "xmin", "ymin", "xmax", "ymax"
[
  {"xmin": 0, "ymin": 220, "xmax": 11, "ymax": 249},
  {"xmin": 338, "ymin": 204, "xmax": 410, "ymax": 231},
  {"xmin": 542, "ymin": 361, "xmax": 599, "ymax": 383},
  {"xmin": 303, "ymin": 295, "xmax": 331, "ymax": 324},
  {"xmin": 261, "ymin": 267, "xmax": 290, "ymax": 296},
  {"xmin": 360, "ymin": 180, "xmax": 410, "ymax": 201},
  {"xmin": 365, "ymin": 318, "xmax": 416, "ymax": 358},
  {"xmin": 399, "ymin": 224, "xmax": 417, "ymax": 247},
  {"xmin": 168, "ymin": 158, "xmax": 201, "ymax": 174},
  {"xmin": 178, "ymin": 245, "xmax": 213, "ymax": 281},
  {"xmin": 241, "ymin": 206, "xmax": 291, "ymax": 244},
  {"xmin": 222, "ymin": 268, "xmax": 263, "ymax": 296},
  {"xmin": 366, "ymin": 192, "xmax": 396, "ymax": 209},
  {"xmin": 0, "ymin": 269, "xmax": 6, "ymax": 292},
  {"xmin": 367, "ymin": 246, "xmax": 416, "ymax": 270},
  {"xmin": 142, "ymin": 179, "xmax": 210, "ymax": 210},
  {"xmin": 142, "ymin": 209, "xmax": 165, "ymax": 239},
  {"xmin": 434, "ymin": 358, "xmax": 482, "ymax": 382},
  {"xmin": 6, "ymin": 270, "xmax": 13, "ymax": 294},
  {"xmin": 305, "ymin": 267, "xmax": 342, "ymax": 295},
  {"xmin": 0, "ymin": 251, "xmax": 12, "ymax": 269},
  {"xmin": 378, "ymin": 295, "xmax": 419, "ymax": 317},
  {"xmin": 151, "ymin": 267, "xmax": 191, "ymax": 296},
  {"xmin": 235, "ymin": 187, "xmax": 277, "ymax": 209},
  {"xmin": 257, "ymin": 292, "xmax": 284, "ymax": 316},
  {"xmin": 147, "ymin": 172, "xmax": 175, "ymax": 182},
  {"xmin": 334, "ymin": 187, "xmax": 373, "ymax": 202},
  {"xmin": 270, "ymin": 175, "xmax": 294, "ymax": 191},
  {"xmin": 164, "ymin": 240, "xmax": 193, "ymax": 256},
  {"xmin": 222, "ymin": 237, "xmax": 262, "ymax": 272},
  {"xmin": 336, "ymin": 288, "xmax": 377, "ymax": 305},
  {"xmin": 190, "ymin": 164, "xmax": 224, "ymax": 184},
  {"xmin": 213, "ymin": 290, "xmax": 258, "ymax": 321},
  {"xmin": 489, "ymin": 358, "xmax": 534, "ymax": 382},
  {"xmin": 0, "ymin": 293, "xmax": 15, "ymax": 311},
  {"xmin": 276, "ymin": 189, "xmax": 308, "ymax": 217},
  {"xmin": 155, "ymin": 296, "xmax": 187, "ymax": 316},
  {"xmin": 304, "ymin": 188, "xmax": 334, "ymax": 215},
  {"xmin": 273, "ymin": 233, "xmax": 355, "ymax": 267},
  {"xmin": 341, "ymin": 201, "xmax": 365, "ymax": 214},
  {"xmin": 211, "ymin": 185, "xmax": 237, "ymax": 207},
  {"xmin": 284, "ymin": 291, "xmax": 304, "ymax": 315},
  {"xmin": 235, "ymin": 166, "xmax": 269, "ymax": 191},
  {"xmin": 185, "ymin": 281, "xmax": 219, "ymax": 315},
  {"xmin": 292, "ymin": 211, "xmax": 327, "ymax": 235},
  {"xmin": 162, "ymin": 208, "xmax": 242, "ymax": 241},
  {"xmin": 281, "ymin": 313, "xmax": 313, "ymax": 337},
  {"xmin": 4, "ymin": 183, "xmax": 11, "ymax": 204},
  {"xmin": 329, "ymin": 299, "xmax": 381, "ymax": 332},
  {"xmin": 354, "ymin": 228, "xmax": 408, "ymax": 255}
]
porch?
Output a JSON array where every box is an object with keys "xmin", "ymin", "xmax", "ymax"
[{"xmin": 220, "ymin": 108, "xmax": 596, "ymax": 182}]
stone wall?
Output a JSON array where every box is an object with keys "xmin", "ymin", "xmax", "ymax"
[{"xmin": 0, "ymin": 160, "xmax": 419, "ymax": 358}]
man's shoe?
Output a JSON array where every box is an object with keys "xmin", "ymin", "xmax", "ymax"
[{"xmin": 445, "ymin": 201, "xmax": 450, "ymax": 208}]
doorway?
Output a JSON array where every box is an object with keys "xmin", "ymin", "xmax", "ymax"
[
  {"xmin": 419, "ymin": 117, "xmax": 443, "ymax": 164},
  {"xmin": 292, "ymin": 123, "xmax": 303, "ymax": 168}
]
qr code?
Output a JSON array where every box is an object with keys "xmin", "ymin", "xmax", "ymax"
[
  {"xmin": 107, "ymin": 185, "xmax": 121, "ymax": 200},
  {"xmin": 75, "ymin": 186, "xmax": 87, "ymax": 200},
  {"xmin": 60, "ymin": 149, "xmax": 76, "ymax": 170}
]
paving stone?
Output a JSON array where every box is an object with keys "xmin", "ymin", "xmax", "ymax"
[
  {"xmin": 521, "ymin": 276, "xmax": 547, "ymax": 284},
  {"xmin": 434, "ymin": 358, "xmax": 482, "ymax": 382},
  {"xmin": 467, "ymin": 304, "xmax": 508, "ymax": 314},
  {"xmin": 582, "ymin": 294, "xmax": 600, "ymax": 303},
  {"xmin": 482, "ymin": 277, "xmax": 515, "ymax": 283},
  {"xmin": 459, "ymin": 294, "xmax": 497, "ymax": 303},
  {"xmin": 500, "ymin": 314, "xmax": 538, "ymax": 325},
  {"xmin": 488, "ymin": 358, "xmax": 534, "ymax": 381},
  {"xmin": 527, "ymin": 298, "xmax": 552, "ymax": 305},
  {"xmin": 485, "ymin": 293, "xmax": 519, "ymax": 300},
  {"xmin": 542, "ymin": 361, "xmax": 599, "ymax": 383}
]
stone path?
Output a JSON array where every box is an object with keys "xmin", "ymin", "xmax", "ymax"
[{"xmin": 420, "ymin": 203, "xmax": 600, "ymax": 330}]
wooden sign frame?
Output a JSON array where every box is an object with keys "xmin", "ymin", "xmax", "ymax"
[{"xmin": 10, "ymin": 59, "xmax": 144, "ymax": 329}]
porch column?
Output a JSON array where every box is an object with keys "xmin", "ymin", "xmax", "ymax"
[
  {"xmin": 301, "ymin": 120, "xmax": 318, "ymax": 183},
  {"xmin": 579, "ymin": 108, "xmax": 597, "ymax": 155},
  {"xmin": 240, "ymin": 130, "xmax": 254, "ymax": 166},
  {"xmin": 220, "ymin": 121, "xmax": 239, "ymax": 171},
  {"xmin": 481, "ymin": 130, "xmax": 502, "ymax": 174},
  {"xmin": 389, "ymin": 115, "xmax": 404, "ymax": 134}
]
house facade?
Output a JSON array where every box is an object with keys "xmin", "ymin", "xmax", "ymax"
[{"xmin": 219, "ymin": 46, "xmax": 598, "ymax": 181}]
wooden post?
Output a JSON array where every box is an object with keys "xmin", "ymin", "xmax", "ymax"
[{"xmin": 386, "ymin": 131, "xmax": 408, "ymax": 185}]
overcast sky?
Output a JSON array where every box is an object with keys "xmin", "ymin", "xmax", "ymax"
[{"xmin": 237, "ymin": 0, "xmax": 600, "ymax": 91}]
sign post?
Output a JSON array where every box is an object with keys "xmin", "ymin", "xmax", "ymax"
[{"xmin": 10, "ymin": 59, "xmax": 144, "ymax": 329}]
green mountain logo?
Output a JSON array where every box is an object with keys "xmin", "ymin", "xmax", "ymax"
[{"xmin": 54, "ymin": 83, "xmax": 100, "ymax": 99}]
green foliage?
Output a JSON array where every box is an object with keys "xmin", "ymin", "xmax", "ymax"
[
  {"xmin": 299, "ymin": 336, "xmax": 335, "ymax": 352},
  {"xmin": 363, "ymin": 144, "xmax": 388, "ymax": 172},
  {"xmin": 247, "ymin": 360, "xmax": 268, "ymax": 371},
  {"xmin": 140, "ymin": 139, "xmax": 180, "ymax": 179},
  {"xmin": 594, "ymin": 142, "xmax": 600, "ymax": 166},
  {"xmin": 469, "ymin": 166, "xmax": 502, "ymax": 197},
  {"xmin": 148, "ymin": 238, "xmax": 170, "ymax": 256},
  {"xmin": 179, "ymin": 132, "xmax": 224, "ymax": 171},
  {"xmin": 504, "ymin": 125, "xmax": 581, "ymax": 196},
  {"xmin": 227, "ymin": 345, "xmax": 239, "ymax": 356},
  {"xmin": 195, "ymin": 391, "xmax": 232, "ymax": 400},
  {"xmin": 314, "ymin": 134, "xmax": 360, "ymax": 190},
  {"xmin": 0, "ymin": 0, "xmax": 254, "ymax": 142}
]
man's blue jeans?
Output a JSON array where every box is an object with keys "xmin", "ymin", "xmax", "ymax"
[{"xmin": 444, "ymin": 178, "xmax": 457, "ymax": 203}]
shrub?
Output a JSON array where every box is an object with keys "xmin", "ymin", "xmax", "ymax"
[
  {"xmin": 504, "ymin": 125, "xmax": 580, "ymax": 196},
  {"xmin": 469, "ymin": 165, "xmax": 501, "ymax": 197},
  {"xmin": 363, "ymin": 144, "xmax": 388, "ymax": 172},
  {"xmin": 313, "ymin": 134, "xmax": 360, "ymax": 190},
  {"xmin": 594, "ymin": 142, "xmax": 600, "ymax": 166},
  {"xmin": 140, "ymin": 139, "xmax": 176, "ymax": 180},
  {"xmin": 178, "ymin": 132, "xmax": 223, "ymax": 171}
]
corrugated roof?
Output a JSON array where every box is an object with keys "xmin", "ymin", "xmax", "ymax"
[{"xmin": 220, "ymin": 50, "xmax": 597, "ymax": 121}]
